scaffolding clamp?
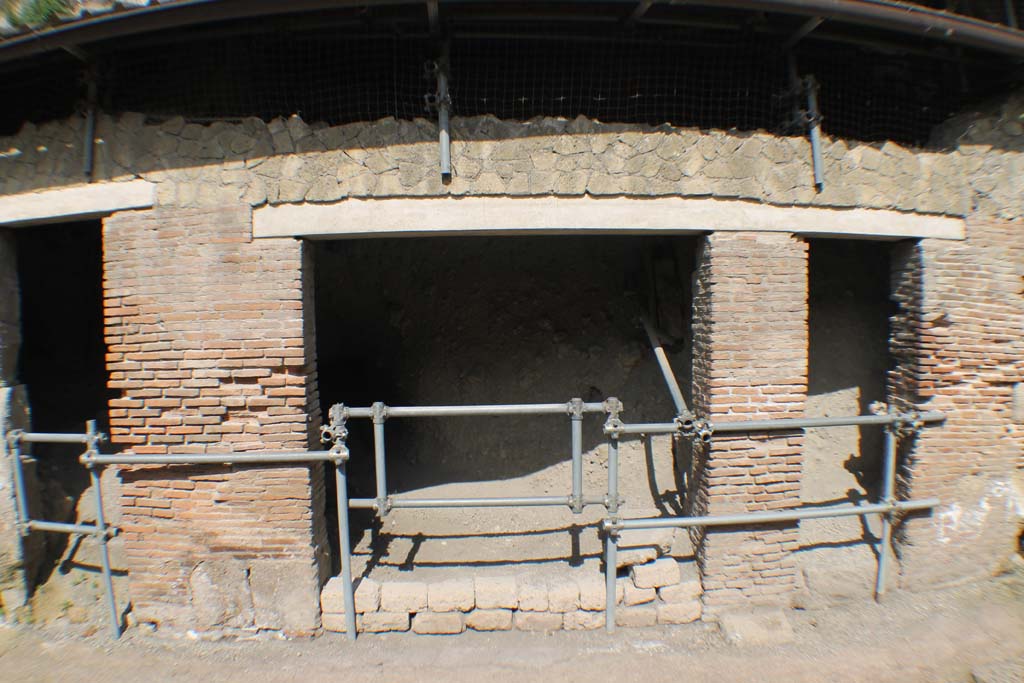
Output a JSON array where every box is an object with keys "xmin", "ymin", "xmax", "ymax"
[
  {"xmin": 322, "ymin": 404, "xmax": 351, "ymax": 463},
  {"xmin": 783, "ymin": 56, "xmax": 825, "ymax": 192},
  {"xmin": 567, "ymin": 397, "xmax": 586, "ymax": 420},
  {"xmin": 370, "ymin": 401, "xmax": 389, "ymax": 424},
  {"xmin": 602, "ymin": 397, "xmax": 624, "ymax": 438},
  {"xmin": 891, "ymin": 411, "xmax": 925, "ymax": 439}
]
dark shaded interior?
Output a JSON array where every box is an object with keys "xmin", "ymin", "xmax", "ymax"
[
  {"xmin": 312, "ymin": 235, "xmax": 696, "ymax": 566},
  {"xmin": 14, "ymin": 220, "xmax": 114, "ymax": 585},
  {"xmin": 807, "ymin": 238, "xmax": 893, "ymax": 499}
]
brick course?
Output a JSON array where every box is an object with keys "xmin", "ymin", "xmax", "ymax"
[
  {"xmin": 889, "ymin": 219, "xmax": 1024, "ymax": 587},
  {"xmin": 103, "ymin": 206, "xmax": 326, "ymax": 633},
  {"xmin": 690, "ymin": 232, "xmax": 808, "ymax": 613}
]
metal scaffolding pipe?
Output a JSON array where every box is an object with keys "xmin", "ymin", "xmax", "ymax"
[
  {"xmin": 613, "ymin": 422, "xmax": 679, "ymax": 435},
  {"xmin": 437, "ymin": 48, "xmax": 452, "ymax": 181},
  {"xmin": 334, "ymin": 455, "xmax": 357, "ymax": 640},
  {"xmin": 87, "ymin": 422, "xmax": 122, "ymax": 638},
  {"xmin": 82, "ymin": 450, "xmax": 341, "ymax": 466},
  {"xmin": 604, "ymin": 530, "xmax": 619, "ymax": 633},
  {"xmin": 639, "ymin": 317, "xmax": 693, "ymax": 421},
  {"xmin": 343, "ymin": 402, "xmax": 606, "ymax": 418},
  {"xmin": 711, "ymin": 411, "xmax": 945, "ymax": 433},
  {"xmin": 571, "ymin": 399, "xmax": 584, "ymax": 513},
  {"xmin": 349, "ymin": 495, "xmax": 608, "ymax": 509},
  {"xmin": 610, "ymin": 410, "xmax": 945, "ymax": 436},
  {"xmin": 26, "ymin": 519, "xmax": 108, "ymax": 536},
  {"xmin": 8, "ymin": 438, "xmax": 30, "ymax": 533},
  {"xmin": 371, "ymin": 403, "xmax": 389, "ymax": 510},
  {"xmin": 17, "ymin": 432, "xmax": 91, "ymax": 444},
  {"xmin": 605, "ymin": 498, "xmax": 940, "ymax": 532},
  {"xmin": 606, "ymin": 437, "xmax": 620, "ymax": 515},
  {"xmin": 875, "ymin": 427, "xmax": 897, "ymax": 600}
]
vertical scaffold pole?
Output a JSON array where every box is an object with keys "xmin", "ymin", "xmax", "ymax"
[
  {"xmin": 875, "ymin": 424, "xmax": 897, "ymax": 600},
  {"xmin": 87, "ymin": 420, "xmax": 121, "ymax": 638},
  {"xmin": 570, "ymin": 398, "xmax": 584, "ymax": 513},
  {"xmin": 7, "ymin": 434, "xmax": 30, "ymax": 534},
  {"xmin": 327, "ymin": 405, "xmax": 357, "ymax": 640},
  {"xmin": 605, "ymin": 522, "xmax": 619, "ymax": 633},
  {"xmin": 371, "ymin": 402, "xmax": 388, "ymax": 515},
  {"xmin": 335, "ymin": 457, "xmax": 356, "ymax": 640}
]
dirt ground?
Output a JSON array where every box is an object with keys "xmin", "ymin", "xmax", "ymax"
[{"xmin": 2, "ymin": 565, "xmax": 1022, "ymax": 683}]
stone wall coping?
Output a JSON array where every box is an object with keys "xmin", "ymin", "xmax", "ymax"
[
  {"xmin": 253, "ymin": 195, "xmax": 967, "ymax": 241},
  {"xmin": 0, "ymin": 179, "xmax": 155, "ymax": 227}
]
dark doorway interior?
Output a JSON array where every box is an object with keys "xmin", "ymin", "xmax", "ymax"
[
  {"xmin": 15, "ymin": 220, "xmax": 113, "ymax": 585},
  {"xmin": 312, "ymin": 235, "xmax": 697, "ymax": 571}
]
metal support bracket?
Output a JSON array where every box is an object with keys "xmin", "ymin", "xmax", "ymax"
[
  {"xmin": 784, "ymin": 55, "xmax": 825, "ymax": 193},
  {"xmin": 424, "ymin": 44, "xmax": 452, "ymax": 182}
]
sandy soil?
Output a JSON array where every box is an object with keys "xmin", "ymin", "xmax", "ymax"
[{"xmin": 3, "ymin": 566, "xmax": 1022, "ymax": 683}]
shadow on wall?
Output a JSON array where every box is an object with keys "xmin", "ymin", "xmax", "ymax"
[{"xmin": 313, "ymin": 235, "xmax": 696, "ymax": 495}]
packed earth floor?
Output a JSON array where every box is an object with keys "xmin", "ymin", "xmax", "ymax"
[{"xmin": 2, "ymin": 563, "xmax": 1023, "ymax": 683}]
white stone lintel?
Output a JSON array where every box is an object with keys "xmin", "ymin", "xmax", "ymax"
[
  {"xmin": 253, "ymin": 196, "xmax": 965, "ymax": 241},
  {"xmin": 0, "ymin": 180, "xmax": 156, "ymax": 227}
]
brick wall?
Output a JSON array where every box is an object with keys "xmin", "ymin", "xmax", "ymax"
[
  {"xmin": 690, "ymin": 232, "xmax": 808, "ymax": 614},
  {"xmin": 103, "ymin": 206, "xmax": 327, "ymax": 634},
  {"xmin": 889, "ymin": 219, "xmax": 1024, "ymax": 587}
]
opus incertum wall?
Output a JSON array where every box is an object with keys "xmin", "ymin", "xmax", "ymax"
[{"xmin": 0, "ymin": 89, "xmax": 1021, "ymax": 634}]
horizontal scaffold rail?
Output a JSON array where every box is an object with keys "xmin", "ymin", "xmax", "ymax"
[
  {"xmin": 83, "ymin": 450, "xmax": 342, "ymax": 466},
  {"xmin": 609, "ymin": 410, "xmax": 946, "ymax": 436},
  {"xmin": 4, "ymin": 398, "xmax": 947, "ymax": 642},
  {"xmin": 604, "ymin": 498, "xmax": 940, "ymax": 532},
  {"xmin": 342, "ymin": 402, "xmax": 607, "ymax": 418}
]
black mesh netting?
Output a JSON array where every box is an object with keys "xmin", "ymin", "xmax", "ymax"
[{"xmin": 0, "ymin": 25, "xmax": 1005, "ymax": 146}]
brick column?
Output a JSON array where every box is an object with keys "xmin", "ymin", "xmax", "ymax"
[
  {"xmin": 889, "ymin": 220, "xmax": 1023, "ymax": 587},
  {"xmin": 103, "ymin": 206, "xmax": 327, "ymax": 635},
  {"xmin": 690, "ymin": 232, "xmax": 808, "ymax": 614}
]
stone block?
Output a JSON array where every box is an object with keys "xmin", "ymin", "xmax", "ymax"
[
  {"xmin": 547, "ymin": 579, "xmax": 579, "ymax": 613},
  {"xmin": 659, "ymin": 581, "xmax": 701, "ymax": 604},
  {"xmin": 517, "ymin": 577, "xmax": 548, "ymax": 612},
  {"xmin": 614, "ymin": 606, "xmax": 658, "ymax": 628},
  {"xmin": 718, "ymin": 608, "xmax": 795, "ymax": 646},
  {"xmin": 475, "ymin": 576, "xmax": 518, "ymax": 609},
  {"xmin": 361, "ymin": 611, "xmax": 410, "ymax": 633},
  {"xmin": 428, "ymin": 578, "xmax": 475, "ymax": 613},
  {"xmin": 321, "ymin": 577, "xmax": 380, "ymax": 614},
  {"xmin": 465, "ymin": 609, "xmax": 514, "ymax": 631},
  {"xmin": 657, "ymin": 600, "xmax": 702, "ymax": 625},
  {"xmin": 321, "ymin": 612, "xmax": 356, "ymax": 633},
  {"xmin": 621, "ymin": 580, "xmax": 656, "ymax": 606},
  {"xmin": 380, "ymin": 581, "xmax": 428, "ymax": 613},
  {"xmin": 563, "ymin": 611, "xmax": 605, "ymax": 631},
  {"xmin": 514, "ymin": 611, "xmax": 563, "ymax": 632},
  {"xmin": 188, "ymin": 560, "xmax": 254, "ymax": 630},
  {"xmin": 631, "ymin": 558, "xmax": 681, "ymax": 589},
  {"xmin": 578, "ymin": 574, "xmax": 623, "ymax": 610},
  {"xmin": 412, "ymin": 611, "xmax": 465, "ymax": 635},
  {"xmin": 249, "ymin": 558, "xmax": 320, "ymax": 634}
]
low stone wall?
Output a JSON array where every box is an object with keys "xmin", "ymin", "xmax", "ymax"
[{"xmin": 320, "ymin": 558, "xmax": 702, "ymax": 634}]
